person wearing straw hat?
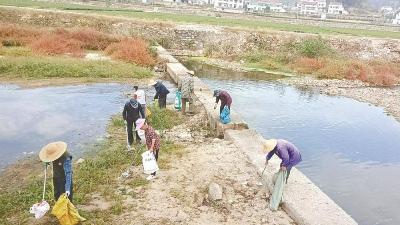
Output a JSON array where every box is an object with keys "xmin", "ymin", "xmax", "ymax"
[
  {"xmin": 39, "ymin": 141, "xmax": 73, "ymax": 201},
  {"xmin": 148, "ymin": 79, "xmax": 170, "ymax": 109},
  {"xmin": 136, "ymin": 118, "xmax": 161, "ymax": 181},
  {"xmin": 178, "ymin": 70, "xmax": 195, "ymax": 115},
  {"xmin": 264, "ymin": 139, "xmax": 302, "ymax": 183}
]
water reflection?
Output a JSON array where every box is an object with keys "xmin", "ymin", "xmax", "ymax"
[{"xmin": 185, "ymin": 62, "xmax": 400, "ymax": 225}]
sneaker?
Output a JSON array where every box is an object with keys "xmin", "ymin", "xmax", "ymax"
[
  {"xmin": 126, "ymin": 145, "xmax": 132, "ymax": 152},
  {"xmin": 146, "ymin": 175, "xmax": 156, "ymax": 181}
]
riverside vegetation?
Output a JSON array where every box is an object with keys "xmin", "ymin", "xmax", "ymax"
[
  {"xmin": 201, "ymin": 37, "xmax": 400, "ymax": 86},
  {"xmin": 0, "ymin": 24, "xmax": 156, "ymax": 81},
  {"xmin": 0, "ymin": 104, "xmax": 184, "ymax": 224}
]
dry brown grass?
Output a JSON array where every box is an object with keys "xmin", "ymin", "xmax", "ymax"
[
  {"xmin": 105, "ymin": 38, "xmax": 155, "ymax": 67},
  {"xmin": 0, "ymin": 23, "xmax": 41, "ymax": 46},
  {"xmin": 0, "ymin": 24, "xmax": 155, "ymax": 64},
  {"xmin": 292, "ymin": 57, "xmax": 324, "ymax": 74},
  {"xmin": 30, "ymin": 34, "xmax": 84, "ymax": 57}
]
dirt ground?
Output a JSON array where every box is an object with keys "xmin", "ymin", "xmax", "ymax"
[{"xmin": 108, "ymin": 109, "xmax": 295, "ymax": 225}]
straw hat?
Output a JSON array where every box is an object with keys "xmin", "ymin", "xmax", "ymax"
[
  {"xmin": 148, "ymin": 79, "xmax": 157, "ymax": 86},
  {"xmin": 39, "ymin": 141, "xmax": 67, "ymax": 162},
  {"xmin": 263, "ymin": 139, "xmax": 278, "ymax": 153}
]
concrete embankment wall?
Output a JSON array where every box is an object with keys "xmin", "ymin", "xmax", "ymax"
[
  {"xmin": 158, "ymin": 46, "xmax": 358, "ymax": 225},
  {"xmin": 1, "ymin": 6, "xmax": 400, "ymax": 63}
]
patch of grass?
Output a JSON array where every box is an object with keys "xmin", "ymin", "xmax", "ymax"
[
  {"xmin": 0, "ymin": 46, "xmax": 33, "ymax": 56},
  {"xmin": 0, "ymin": 56, "xmax": 153, "ymax": 79},
  {"xmin": 147, "ymin": 105, "xmax": 184, "ymax": 131},
  {"xmin": 293, "ymin": 38, "xmax": 333, "ymax": 58},
  {"xmin": 158, "ymin": 140, "xmax": 185, "ymax": 170}
]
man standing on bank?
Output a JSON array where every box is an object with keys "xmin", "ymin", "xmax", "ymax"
[
  {"xmin": 39, "ymin": 141, "xmax": 73, "ymax": 202},
  {"xmin": 123, "ymin": 97, "xmax": 145, "ymax": 148},
  {"xmin": 213, "ymin": 89, "xmax": 232, "ymax": 114},
  {"xmin": 264, "ymin": 139, "xmax": 302, "ymax": 183},
  {"xmin": 149, "ymin": 80, "xmax": 170, "ymax": 109},
  {"xmin": 178, "ymin": 70, "xmax": 195, "ymax": 115}
]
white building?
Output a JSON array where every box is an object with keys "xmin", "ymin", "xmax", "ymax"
[
  {"xmin": 298, "ymin": 0, "xmax": 319, "ymax": 15},
  {"xmin": 246, "ymin": 1, "xmax": 269, "ymax": 12},
  {"xmin": 328, "ymin": 1, "xmax": 346, "ymax": 15},
  {"xmin": 393, "ymin": 11, "xmax": 400, "ymax": 25},
  {"xmin": 214, "ymin": 0, "xmax": 244, "ymax": 10},
  {"xmin": 381, "ymin": 6, "xmax": 394, "ymax": 13},
  {"xmin": 270, "ymin": 5, "xmax": 286, "ymax": 12},
  {"xmin": 317, "ymin": 0, "xmax": 326, "ymax": 11}
]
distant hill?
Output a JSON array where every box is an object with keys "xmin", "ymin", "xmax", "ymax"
[{"xmin": 340, "ymin": 0, "xmax": 400, "ymax": 9}]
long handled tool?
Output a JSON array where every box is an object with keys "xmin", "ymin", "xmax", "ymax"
[
  {"xmin": 257, "ymin": 164, "xmax": 268, "ymax": 186},
  {"xmin": 125, "ymin": 123, "xmax": 132, "ymax": 152},
  {"xmin": 42, "ymin": 163, "xmax": 48, "ymax": 200}
]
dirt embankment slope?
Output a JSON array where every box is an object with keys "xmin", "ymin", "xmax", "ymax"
[{"xmin": 111, "ymin": 108, "xmax": 295, "ymax": 224}]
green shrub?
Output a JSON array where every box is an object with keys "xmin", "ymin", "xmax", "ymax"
[
  {"xmin": 147, "ymin": 105, "xmax": 184, "ymax": 131},
  {"xmin": 295, "ymin": 38, "xmax": 332, "ymax": 58},
  {"xmin": 241, "ymin": 51, "xmax": 268, "ymax": 63}
]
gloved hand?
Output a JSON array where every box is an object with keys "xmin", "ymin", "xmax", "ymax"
[
  {"xmin": 65, "ymin": 191, "xmax": 70, "ymax": 197},
  {"xmin": 124, "ymin": 120, "xmax": 127, "ymax": 125},
  {"xmin": 214, "ymin": 103, "xmax": 217, "ymax": 110}
]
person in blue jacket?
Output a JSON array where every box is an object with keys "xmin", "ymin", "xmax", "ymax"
[
  {"xmin": 39, "ymin": 141, "xmax": 73, "ymax": 202},
  {"xmin": 149, "ymin": 80, "xmax": 170, "ymax": 108}
]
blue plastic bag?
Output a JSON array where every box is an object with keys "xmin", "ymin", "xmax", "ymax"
[
  {"xmin": 174, "ymin": 91, "xmax": 182, "ymax": 111},
  {"xmin": 220, "ymin": 106, "xmax": 231, "ymax": 124}
]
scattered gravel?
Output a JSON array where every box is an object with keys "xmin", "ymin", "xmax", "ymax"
[{"xmin": 280, "ymin": 77, "xmax": 400, "ymax": 122}]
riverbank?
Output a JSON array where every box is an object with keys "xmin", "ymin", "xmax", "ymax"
[
  {"xmin": 186, "ymin": 56, "xmax": 400, "ymax": 123},
  {"xmin": 280, "ymin": 77, "xmax": 400, "ymax": 122},
  {"xmin": 0, "ymin": 104, "xmax": 185, "ymax": 224},
  {"xmin": 0, "ymin": 101, "xmax": 297, "ymax": 224}
]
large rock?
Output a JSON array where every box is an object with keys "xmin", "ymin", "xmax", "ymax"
[{"xmin": 208, "ymin": 182, "xmax": 223, "ymax": 201}]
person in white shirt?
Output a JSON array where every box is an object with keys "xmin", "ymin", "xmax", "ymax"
[{"xmin": 134, "ymin": 85, "xmax": 146, "ymax": 117}]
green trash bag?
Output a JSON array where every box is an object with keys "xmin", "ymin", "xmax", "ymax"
[{"xmin": 269, "ymin": 170, "xmax": 287, "ymax": 211}]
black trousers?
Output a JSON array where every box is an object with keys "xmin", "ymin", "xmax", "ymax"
[
  {"xmin": 127, "ymin": 119, "xmax": 140, "ymax": 145},
  {"xmin": 151, "ymin": 150, "xmax": 159, "ymax": 176},
  {"xmin": 158, "ymin": 94, "xmax": 167, "ymax": 109},
  {"xmin": 54, "ymin": 177, "xmax": 73, "ymax": 202}
]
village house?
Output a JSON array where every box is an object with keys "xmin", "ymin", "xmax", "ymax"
[
  {"xmin": 393, "ymin": 10, "xmax": 400, "ymax": 25},
  {"xmin": 297, "ymin": 0, "xmax": 319, "ymax": 15},
  {"xmin": 214, "ymin": 0, "xmax": 245, "ymax": 11},
  {"xmin": 328, "ymin": 1, "xmax": 347, "ymax": 15},
  {"xmin": 381, "ymin": 6, "xmax": 394, "ymax": 13},
  {"xmin": 245, "ymin": 0, "xmax": 285, "ymax": 13}
]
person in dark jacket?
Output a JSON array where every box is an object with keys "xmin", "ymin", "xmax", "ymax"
[
  {"xmin": 149, "ymin": 80, "xmax": 170, "ymax": 108},
  {"xmin": 39, "ymin": 141, "xmax": 73, "ymax": 202},
  {"xmin": 123, "ymin": 98, "xmax": 145, "ymax": 147},
  {"xmin": 213, "ymin": 90, "xmax": 232, "ymax": 114},
  {"xmin": 264, "ymin": 139, "xmax": 302, "ymax": 183}
]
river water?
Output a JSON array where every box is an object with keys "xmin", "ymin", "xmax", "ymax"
[
  {"xmin": 0, "ymin": 82, "xmax": 176, "ymax": 170},
  {"xmin": 186, "ymin": 62, "xmax": 400, "ymax": 225}
]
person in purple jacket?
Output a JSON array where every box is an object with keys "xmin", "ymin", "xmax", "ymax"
[
  {"xmin": 264, "ymin": 139, "xmax": 302, "ymax": 183},
  {"xmin": 213, "ymin": 90, "xmax": 232, "ymax": 114}
]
